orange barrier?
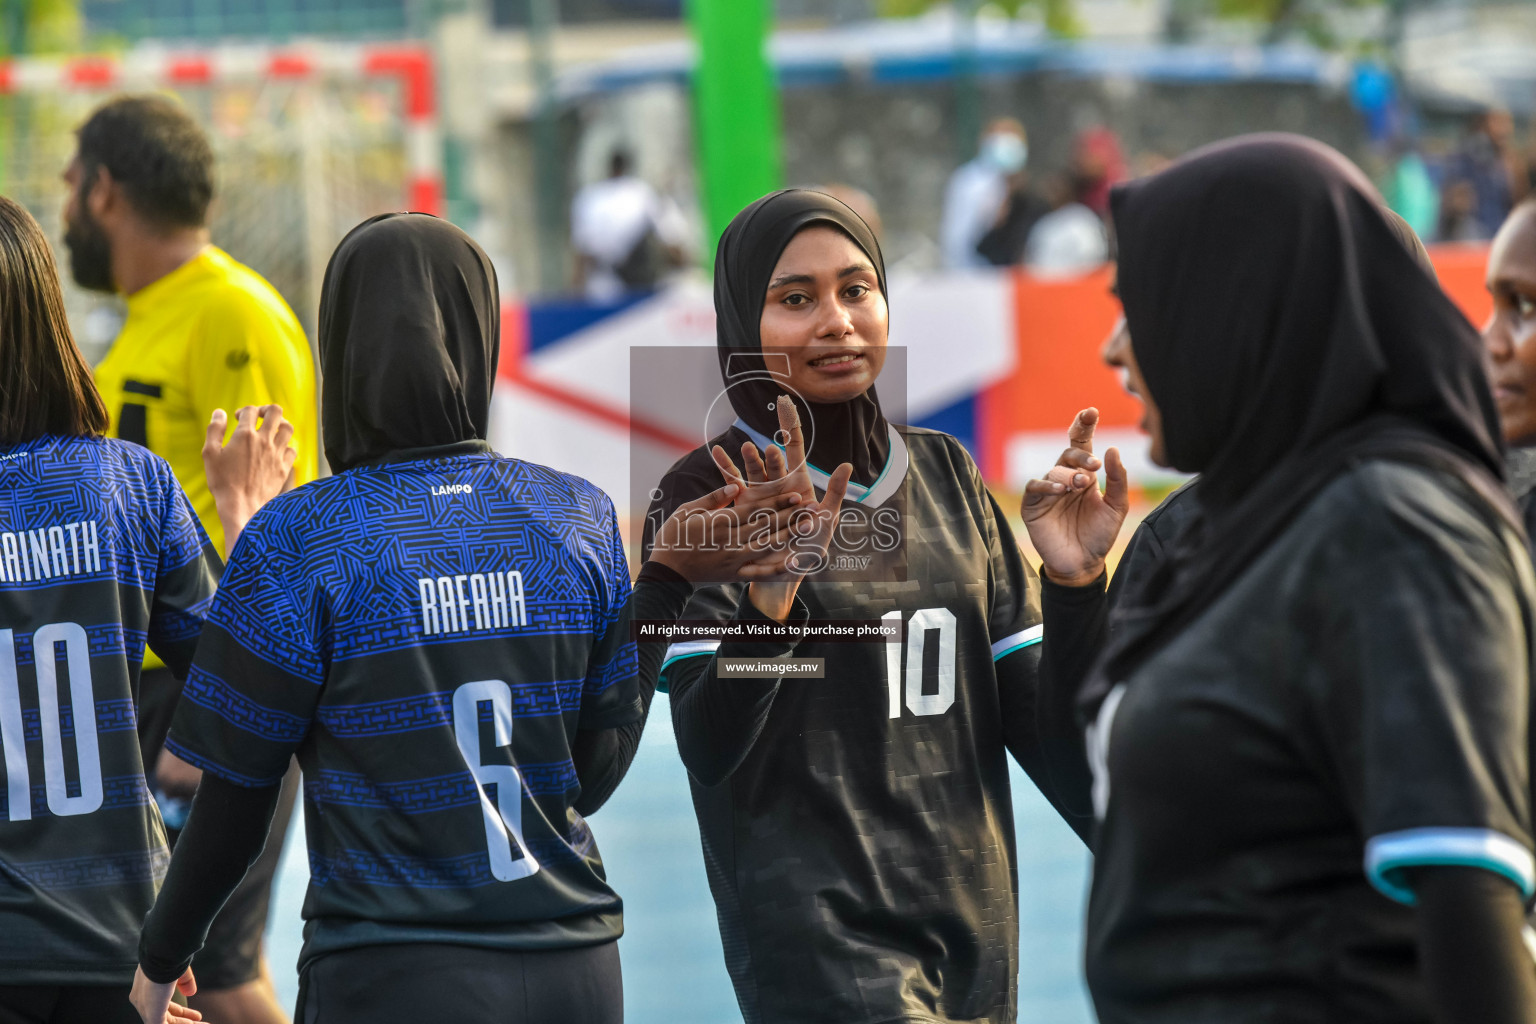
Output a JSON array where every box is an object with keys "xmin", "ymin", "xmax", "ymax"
[
  {"xmin": 1432, "ymin": 243, "xmax": 1494, "ymax": 328},
  {"xmin": 979, "ymin": 266, "xmax": 1130, "ymax": 481},
  {"xmin": 978, "ymin": 246, "xmax": 1494, "ymax": 481}
]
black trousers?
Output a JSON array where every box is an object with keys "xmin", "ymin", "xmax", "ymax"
[
  {"xmin": 0, "ymin": 985, "xmax": 140, "ymax": 1024},
  {"xmin": 297, "ymin": 942, "xmax": 623, "ymax": 1024}
]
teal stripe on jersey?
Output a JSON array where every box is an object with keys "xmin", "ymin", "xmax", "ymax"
[
  {"xmin": 1366, "ymin": 827, "xmax": 1536, "ymax": 905},
  {"xmin": 991, "ymin": 623, "xmax": 1044, "ymax": 660}
]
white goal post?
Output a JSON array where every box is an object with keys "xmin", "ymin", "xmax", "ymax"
[{"xmin": 0, "ymin": 41, "xmax": 443, "ymax": 354}]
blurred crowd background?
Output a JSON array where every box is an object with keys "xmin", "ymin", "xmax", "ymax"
[
  {"xmin": 2, "ymin": 1, "xmax": 1532, "ymax": 1021},
  {"xmin": 1, "ymin": 0, "xmax": 1526, "ymax": 515},
  {"xmin": 4, "ymin": 0, "xmax": 1535, "ymax": 339}
]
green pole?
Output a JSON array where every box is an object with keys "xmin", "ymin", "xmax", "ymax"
[
  {"xmin": 954, "ymin": 0, "xmax": 981, "ymax": 167},
  {"xmin": 688, "ymin": 0, "xmax": 782, "ymax": 258},
  {"xmin": 529, "ymin": 0, "xmax": 564, "ymax": 294}
]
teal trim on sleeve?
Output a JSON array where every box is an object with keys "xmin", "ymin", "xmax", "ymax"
[
  {"xmin": 657, "ymin": 648, "xmax": 718, "ymax": 695},
  {"xmin": 991, "ymin": 623, "xmax": 1044, "ymax": 661},
  {"xmin": 1365, "ymin": 827, "xmax": 1536, "ymax": 906}
]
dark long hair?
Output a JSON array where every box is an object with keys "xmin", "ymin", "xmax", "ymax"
[{"xmin": 0, "ymin": 196, "xmax": 109, "ymax": 444}]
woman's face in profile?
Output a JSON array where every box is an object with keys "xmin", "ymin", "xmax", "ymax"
[
  {"xmin": 759, "ymin": 225, "xmax": 888, "ymax": 404},
  {"xmin": 1484, "ymin": 204, "xmax": 1536, "ymax": 446},
  {"xmin": 1101, "ymin": 269, "xmax": 1168, "ymax": 467}
]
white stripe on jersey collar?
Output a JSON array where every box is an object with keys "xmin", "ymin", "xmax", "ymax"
[{"xmin": 732, "ymin": 417, "xmax": 909, "ymax": 509}]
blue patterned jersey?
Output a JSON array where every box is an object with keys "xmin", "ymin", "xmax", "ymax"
[
  {"xmin": 166, "ymin": 452, "xmax": 641, "ymax": 967},
  {"xmin": 0, "ymin": 435, "xmax": 219, "ymax": 985}
]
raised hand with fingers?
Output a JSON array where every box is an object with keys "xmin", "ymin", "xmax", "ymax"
[
  {"xmin": 709, "ymin": 396, "xmax": 854, "ymax": 622},
  {"xmin": 204, "ymin": 404, "xmax": 299, "ymax": 558},
  {"xmin": 130, "ymin": 965, "xmax": 201, "ymax": 1024},
  {"xmin": 707, "ymin": 438, "xmax": 808, "ymax": 520},
  {"xmin": 710, "ymin": 393, "xmax": 821, "ymax": 509},
  {"xmin": 1020, "ymin": 407, "xmax": 1131, "ymax": 587},
  {"xmin": 739, "ymin": 462, "xmax": 854, "ymax": 583}
]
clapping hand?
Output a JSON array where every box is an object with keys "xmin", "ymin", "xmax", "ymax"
[
  {"xmin": 648, "ymin": 479, "xmax": 804, "ymax": 583},
  {"xmin": 1020, "ymin": 408, "xmax": 1130, "ymax": 587}
]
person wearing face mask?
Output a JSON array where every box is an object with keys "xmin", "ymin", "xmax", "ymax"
[
  {"xmin": 940, "ymin": 118, "xmax": 1029, "ymax": 269},
  {"xmin": 62, "ymin": 95, "xmax": 318, "ymax": 1024},
  {"xmin": 1027, "ymin": 134, "xmax": 1536, "ymax": 1024},
  {"xmin": 643, "ymin": 189, "xmax": 1099, "ymax": 1024}
]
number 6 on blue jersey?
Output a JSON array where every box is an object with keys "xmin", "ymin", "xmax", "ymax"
[{"xmin": 452, "ymin": 679, "xmax": 540, "ymax": 882}]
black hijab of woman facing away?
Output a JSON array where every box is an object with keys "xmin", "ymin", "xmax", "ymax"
[
  {"xmin": 712, "ymin": 188, "xmax": 891, "ymax": 486},
  {"xmin": 319, "ymin": 212, "xmax": 499, "ymax": 473},
  {"xmin": 1085, "ymin": 133, "xmax": 1518, "ymax": 715}
]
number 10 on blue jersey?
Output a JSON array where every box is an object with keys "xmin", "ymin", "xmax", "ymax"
[{"xmin": 0, "ymin": 623, "xmax": 103, "ymax": 821}]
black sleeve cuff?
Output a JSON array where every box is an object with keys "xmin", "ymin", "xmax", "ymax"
[
  {"xmin": 1039, "ymin": 568, "xmax": 1108, "ymax": 606},
  {"xmin": 138, "ymin": 945, "xmax": 194, "ymax": 985}
]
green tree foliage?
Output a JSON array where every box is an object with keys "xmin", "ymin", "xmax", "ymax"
[
  {"xmin": 2, "ymin": 0, "xmax": 83, "ymax": 56},
  {"xmin": 880, "ymin": 0, "xmax": 1385, "ymax": 48},
  {"xmin": 1210, "ymin": 0, "xmax": 1382, "ymax": 46},
  {"xmin": 877, "ymin": 0, "xmax": 1084, "ymax": 39}
]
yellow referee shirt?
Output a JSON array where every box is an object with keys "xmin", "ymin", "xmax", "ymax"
[{"xmin": 94, "ymin": 245, "xmax": 319, "ymax": 558}]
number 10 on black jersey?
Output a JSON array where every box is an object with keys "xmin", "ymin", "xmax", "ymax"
[{"xmin": 884, "ymin": 608, "xmax": 957, "ymax": 719}]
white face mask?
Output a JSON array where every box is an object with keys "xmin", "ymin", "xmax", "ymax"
[{"xmin": 981, "ymin": 132, "xmax": 1027, "ymax": 174}]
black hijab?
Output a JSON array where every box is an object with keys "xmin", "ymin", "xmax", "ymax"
[
  {"xmin": 318, "ymin": 213, "xmax": 499, "ymax": 473},
  {"xmin": 1086, "ymin": 134, "xmax": 1517, "ymax": 712},
  {"xmin": 714, "ymin": 189, "xmax": 891, "ymax": 485}
]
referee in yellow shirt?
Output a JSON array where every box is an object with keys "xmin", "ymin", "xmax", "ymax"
[{"xmin": 62, "ymin": 95, "xmax": 316, "ymax": 1024}]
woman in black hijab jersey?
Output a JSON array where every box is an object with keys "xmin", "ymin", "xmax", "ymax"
[
  {"xmin": 1045, "ymin": 135, "xmax": 1536, "ymax": 1023},
  {"xmin": 643, "ymin": 189, "xmax": 1096, "ymax": 1024}
]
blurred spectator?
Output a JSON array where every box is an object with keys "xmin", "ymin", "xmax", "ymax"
[
  {"xmin": 975, "ymin": 165, "xmax": 1051, "ymax": 267},
  {"xmin": 941, "ymin": 118, "xmax": 1028, "ymax": 269},
  {"xmin": 817, "ymin": 183, "xmax": 883, "ymax": 238},
  {"xmin": 571, "ymin": 148, "xmax": 689, "ymax": 302},
  {"xmin": 1071, "ymin": 126, "xmax": 1128, "ymax": 219},
  {"xmin": 1437, "ymin": 178, "xmax": 1485, "ymax": 243},
  {"xmin": 1383, "ymin": 140, "xmax": 1439, "ymax": 242},
  {"xmin": 1023, "ymin": 174, "xmax": 1108, "ymax": 278},
  {"xmin": 1442, "ymin": 110, "xmax": 1527, "ymax": 241}
]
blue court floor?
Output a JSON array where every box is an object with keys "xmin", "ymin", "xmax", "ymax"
[{"xmin": 266, "ymin": 707, "xmax": 1096, "ymax": 1023}]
